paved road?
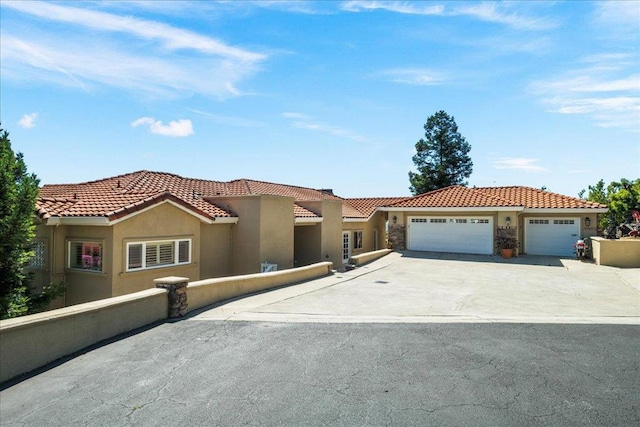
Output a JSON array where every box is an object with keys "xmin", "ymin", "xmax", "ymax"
[
  {"xmin": 2, "ymin": 252, "xmax": 639, "ymax": 426},
  {"xmin": 1, "ymin": 321, "xmax": 638, "ymax": 426}
]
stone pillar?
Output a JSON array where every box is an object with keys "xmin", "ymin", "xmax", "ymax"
[
  {"xmin": 154, "ymin": 276, "xmax": 189, "ymax": 318},
  {"xmin": 388, "ymin": 224, "xmax": 406, "ymax": 250}
]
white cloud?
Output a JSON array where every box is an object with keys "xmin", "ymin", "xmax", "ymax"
[
  {"xmin": 493, "ymin": 158, "xmax": 546, "ymax": 172},
  {"xmin": 3, "ymin": 1, "xmax": 264, "ymax": 62},
  {"xmin": 592, "ymin": 2, "xmax": 640, "ymax": 40},
  {"xmin": 452, "ymin": 3, "xmax": 556, "ymax": 31},
  {"xmin": 342, "ymin": 1, "xmax": 444, "ymax": 16},
  {"xmin": 281, "ymin": 112, "xmax": 366, "ymax": 143},
  {"xmin": 342, "ymin": 1, "xmax": 555, "ymax": 30},
  {"xmin": 190, "ymin": 109, "xmax": 264, "ymax": 128},
  {"xmin": 0, "ymin": 2, "xmax": 265, "ymax": 98},
  {"xmin": 531, "ymin": 57, "xmax": 640, "ymax": 132},
  {"xmin": 380, "ymin": 68, "xmax": 446, "ymax": 85},
  {"xmin": 18, "ymin": 112, "xmax": 38, "ymax": 129},
  {"xmin": 131, "ymin": 117, "xmax": 194, "ymax": 137}
]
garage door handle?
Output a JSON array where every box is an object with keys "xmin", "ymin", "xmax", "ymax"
[{"xmin": 571, "ymin": 234, "xmax": 578, "ymax": 236}]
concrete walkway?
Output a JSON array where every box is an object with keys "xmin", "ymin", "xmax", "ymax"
[{"xmin": 190, "ymin": 251, "xmax": 640, "ymax": 324}]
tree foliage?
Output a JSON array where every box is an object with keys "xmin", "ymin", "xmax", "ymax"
[
  {"xmin": 408, "ymin": 110, "xmax": 473, "ymax": 195},
  {"xmin": 0, "ymin": 125, "xmax": 64, "ymax": 319},
  {"xmin": 579, "ymin": 178, "xmax": 640, "ymax": 235}
]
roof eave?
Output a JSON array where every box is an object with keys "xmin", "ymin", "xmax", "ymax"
[
  {"xmin": 376, "ymin": 206, "xmax": 524, "ymax": 212},
  {"xmin": 295, "ymin": 217, "xmax": 323, "ymax": 224},
  {"xmin": 342, "ymin": 217, "xmax": 369, "ymax": 222},
  {"xmin": 523, "ymin": 207, "xmax": 608, "ymax": 214},
  {"xmin": 45, "ymin": 217, "xmax": 110, "ymax": 226}
]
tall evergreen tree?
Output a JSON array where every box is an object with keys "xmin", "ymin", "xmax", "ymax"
[
  {"xmin": 408, "ymin": 111, "xmax": 473, "ymax": 195},
  {"xmin": 0, "ymin": 125, "xmax": 46, "ymax": 318}
]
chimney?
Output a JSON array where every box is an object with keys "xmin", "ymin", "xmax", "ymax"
[{"xmin": 319, "ymin": 189, "xmax": 334, "ymax": 195}]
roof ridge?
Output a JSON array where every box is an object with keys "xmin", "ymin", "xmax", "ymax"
[
  {"xmin": 472, "ymin": 187, "xmax": 522, "ymax": 206},
  {"xmin": 240, "ymin": 177, "xmax": 327, "ymax": 194}
]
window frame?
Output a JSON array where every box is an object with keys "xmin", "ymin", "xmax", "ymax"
[
  {"xmin": 125, "ymin": 238, "xmax": 192, "ymax": 272},
  {"xmin": 27, "ymin": 239, "xmax": 48, "ymax": 270},
  {"xmin": 353, "ymin": 230, "xmax": 363, "ymax": 250},
  {"xmin": 67, "ymin": 240, "xmax": 104, "ymax": 273}
]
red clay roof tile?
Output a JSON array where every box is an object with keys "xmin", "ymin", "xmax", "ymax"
[
  {"xmin": 344, "ymin": 197, "xmax": 408, "ymax": 218},
  {"xmin": 387, "ymin": 186, "xmax": 607, "ymax": 209},
  {"xmin": 37, "ymin": 170, "xmax": 350, "ymax": 221}
]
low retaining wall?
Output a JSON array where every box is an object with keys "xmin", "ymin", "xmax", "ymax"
[
  {"xmin": 349, "ymin": 249, "xmax": 392, "ymax": 266},
  {"xmin": 0, "ymin": 288, "xmax": 167, "ymax": 384},
  {"xmin": 187, "ymin": 262, "xmax": 333, "ymax": 312},
  {"xmin": 0, "ymin": 262, "xmax": 334, "ymax": 384},
  {"xmin": 591, "ymin": 237, "xmax": 640, "ymax": 268}
]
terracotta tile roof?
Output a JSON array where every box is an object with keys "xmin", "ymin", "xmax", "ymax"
[
  {"xmin": 344, "ymin": 197, "xmax": 408, "ymax": 218},
  {"xmin": 479, "ymin": 186, "xmax": 607, "ymax": 209},
  {"xmin": 37, "ymin": 170, "xmax": 343, "ymax": 222},
  {"xmin": 387, "ymin": 186, "xmax": 607, "ymax": 209},
  {"xmin": 229, "ymin": 178, "xmax": 343, "ymax": 201},
  {"xmin": 294, "ymin": 204, "xmax": 320, "ymax": 218}
]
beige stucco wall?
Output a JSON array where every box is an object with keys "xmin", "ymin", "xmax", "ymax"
[
  {"xmin": 591, "ymin": 237, "xmax": 640, "ymax": 268},
  {"xmin": 350, "ymin": 248, "xmax": 392, "ymax": 266},
  {"xmin": 259, "ymin": 195, "xmax": 295, "ymax": 270},
  {"xmin": 343, "ymin": 211, "xmax": 388, "ymax": 254},
  {"xmin": 0, "ymin": 288, "xmax": 167, "ymax": 383},
  {"xmin": 294, "ymin": 224, "xmax": 321, "ymax": 266},
  {"xmin": 28, "ymin": 223, "xmax": 65, "ymax": 309},
  {"xmin": 297, "ymin": 199, "xmax": 343, "ymax": 268},
  {"xmin": 63, "ymin": 224, "xmax": 114, "ymax": 305},
  {"xmin": 210, "ymin": 195, "xmax": 295, "ymax": 275},
  {"xmin": 200, "ymin": 222, "xmax": 233, "ymax": 279},
  {"xmin": 187, "ymin": 261, "xmax": 334, "ymax": 312},
  {"xmin": 111, "ymin": 202, "xmax": 201, "ymax": 299}
]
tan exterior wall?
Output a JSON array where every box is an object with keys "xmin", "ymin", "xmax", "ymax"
[
  {"xmin": 0, "ymin": 288, "xmax": 167, "ymax": 383},
  {"xmin": 591, "ymin": 237, "xmax": 640, "ymax": 268},
  {"xmin": 259, "ymin": 195, "xmax": 295, "ymax": 270},
  {"xmin": 297, "ymin": 199, "xmax": 343, "ymax": 268},
  {"xmin": 350, "ymin": 249, "xmax": 392, "ymax": 266},
  {"xmin": 187, "ymin": 261, "xmax": 333, "ymax": 312},
  {"xmin": 294, "ymin": 224, "xmax": 321, "ymax": 266},
  {"xmin": 211, "ymin": 195, "xmax": 294, "ymax": 275},
  {"xmin": 200, "ymin": 223, "xmax": 233, "ymax": 278},
  {"xmin": 111, "ymin": 202, "xmax": 201, "ymax": 299},
  {"xmin": 63, "ymin": 224, "xmax": 114, "ymax": 305},
  {"xmin": 28, "ymin": 223, "xmax": 65, "ymax": 309}
]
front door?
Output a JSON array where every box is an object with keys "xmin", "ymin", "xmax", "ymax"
[{"xmin": 342, "ymin": 231, "xmax": 351, "ymax": 264}]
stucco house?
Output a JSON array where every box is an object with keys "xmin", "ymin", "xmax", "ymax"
[
  {"xmin": 380, "ymin": 185, "xmax": 607, "ymax": 256},
  {"xmin": 31, "ymin": 171, "xmax": 392, "ymax": 307}
]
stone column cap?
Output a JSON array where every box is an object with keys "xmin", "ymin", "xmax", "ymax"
[{"xmin": 154, "ymin": 276, "xmax": 190, "ymax": 285}]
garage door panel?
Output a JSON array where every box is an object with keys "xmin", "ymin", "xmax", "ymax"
[
  {"xmin": 525, "ymin": 218, "xmax": 579, "ymax": 256},
  {"xmin": 408, "ymin": 217, "xmax": 493, "ymax": 255}
]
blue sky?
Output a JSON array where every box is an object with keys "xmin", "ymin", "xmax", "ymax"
[{"xmin": 1, "ymin": 1, "xmax": 638, "ymax": 198}]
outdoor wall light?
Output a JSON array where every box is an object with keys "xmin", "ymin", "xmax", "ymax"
[
  {"xmin": 505, "ymin": 216, "xmax": 511, "ymax": 223},
  {"xmin": 585, "ymin": 217, "xmax": 591, "ymax": 227},
  {"xmin": 392, "ymin": 215, "xmax": 397, "ymax": 224}
]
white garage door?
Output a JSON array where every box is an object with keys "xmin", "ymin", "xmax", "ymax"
[
  {"xmin": 408, "ymin": 217, "xmax": 494, "ymax": 255},
  {"xmin": 525, "ymin": 218, "xmax": 580, "ymax": 256}
]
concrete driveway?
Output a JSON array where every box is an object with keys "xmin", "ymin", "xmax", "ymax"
[
  {"xmin": 192, "ymin": 251, "xmax": 640, "ymax": 324},
  {"xmin": 2, "ymin": 252, "xmax": 638, "ymax": 426}
]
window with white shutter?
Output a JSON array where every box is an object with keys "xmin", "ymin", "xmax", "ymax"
[{"xmin": 126, "ymin": 239, "xmax": 191, "ymax": 272}]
